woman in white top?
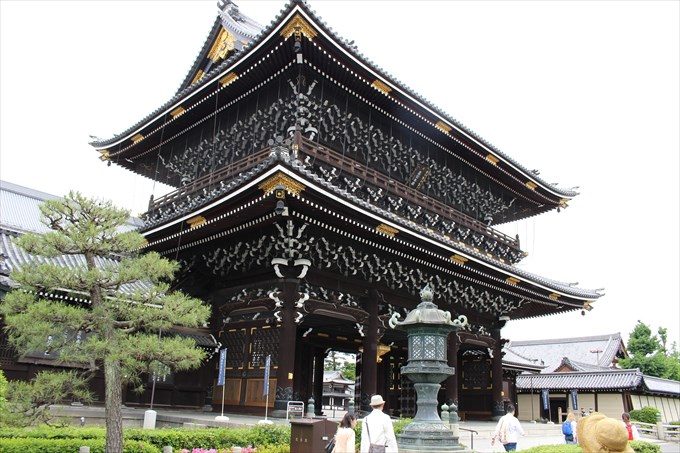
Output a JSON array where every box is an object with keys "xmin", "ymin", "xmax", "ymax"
[{"xmin": 334, "ymin": 412, "xmax": 357, "ymax": 453}]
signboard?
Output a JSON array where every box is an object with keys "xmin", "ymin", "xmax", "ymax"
[
  {"xmin": 263, "ymin": 355, "xmax": 271, "ymax": 396},
  {"xmin": 541, "ymin": 389, "xmax": 550, "ymax": 410},
  {"xmin": 286, "ymin": 401, "xmax": 305, "ymax": 420},
  {"xmin": 570, "ymin": 389, "xmax": 579, "ymax": 410},
  {"xmin": 217, "ymin": 348, "xmax": 227, "ymax": 386}
]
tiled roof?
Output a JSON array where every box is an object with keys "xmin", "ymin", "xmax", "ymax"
[
  {"xmin": 91, "ymin": 0, "xmax": 577, "ymax": 198},
  {"xmin": 643, "ymin": 375, "xmax": 680, "ymax": 395},
  {"xmin": 507, "ymin": 333, "xmax": 626, "ymax": 373},
  {"xmin": 558, "ymin": 357, "xmax": 616, "ymax": 372},
  {"xmin": 503, "ymin": 346, "xmax": 546, "ymax": 371},
  {"xmin": 516, "ymin": 369, "xmax": 643, "ymax": 391},
  {"xmin": 0, "ymin": 180, "xmax": 143, "ymax": 234},
  {"xmin": 1, "ymin": 180, "xmax": 60, "ymax": 234},
  {"xmin": 516, "ymin": 369, "xmax": 680, "ymax": 396},
  {"xmin": 0, "ymin": 181, "xmax": 146, "ymax": 295},
  {"xmin": 323, "ymin": 370, "xmax": 354, "ymax": 384}
]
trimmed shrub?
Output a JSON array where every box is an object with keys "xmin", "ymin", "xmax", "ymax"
[
  {"xmin": 0, "ymin": 437, "xmax": 158, "ymax": 453},
  {"xmin": 630, "ymin": 407, "xmax": 660, "ymax": 424},
  {"xmin": 257, "ymin": 445, "xmax": 291, "ymax": 453},
  {"xmin": 0, "ymin": 426, "xmax": 105, "ymax": 439},
  {"xmin": 629, "ymin": 440, "xmax": 661, "ymax": 453},
  {"xmin": 0, "ymin": 425, "xmax": 291, "ymax": 450},
  {"xmin": 520, "ymin": 446, "xmax": 582, "ymax": 453}
]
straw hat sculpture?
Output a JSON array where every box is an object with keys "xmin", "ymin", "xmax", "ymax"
[{"xmin": 577, "ymin": 411, "xmax": 634, "ymax": 453}]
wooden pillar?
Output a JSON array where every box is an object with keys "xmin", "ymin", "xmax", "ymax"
[
  {"xmin": 361, "ymin": 291, "xmax": 379, "ymax": 411},
  {"xmin": 273, "ymin": 279, "xmax": 299, "ymax": 416},
  {"xmin": 313, "ymin": 349, "xmax": 325, "ymax": 415},
  {"xmin": 445, "ymin": 332, "xmax": 460, "ymax": 407},
  {"xmin": 491, "ymin": 324, "xmax": 505, "ymax": 420}
]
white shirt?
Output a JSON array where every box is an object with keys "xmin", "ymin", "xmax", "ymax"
[
  {"xmin": 360, "ymin": 409, "xmax": 398, "ymax": 453},
  {"xmin": 493, "ymin": 413, "xmax": 525, "ymax": 444}
]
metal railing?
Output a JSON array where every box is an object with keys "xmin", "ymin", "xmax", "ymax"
[
  {"xmin": 298, "ymin": 137, "xmax": 521, "ymax": 251},
  {"xmin": 144, "ymin": 136, "xmax": 522, "ymax": 255},
  {"xmin": 459, "ymin": 427, "xmax": 479, "ymax": 450},
  {"xmin": 634, "ymin": 421, "xmax": 680, "ymax": 441}
]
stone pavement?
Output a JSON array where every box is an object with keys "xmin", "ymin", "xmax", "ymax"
[{"xmin": 53, "ymin": 406, "xmax": 679, "ymax": 452}]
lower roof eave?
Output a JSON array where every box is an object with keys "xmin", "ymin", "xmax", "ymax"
[{"xmin": 141, "ymin": 163, "xmax": 600, "ymax": 305}]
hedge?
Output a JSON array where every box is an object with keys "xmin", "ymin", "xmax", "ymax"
[
  {"xmin": 0, "ymin": 438, "xmax": 158, "ymax": 453},
  {"xmin": 630, "ymin": 407, "xmax": 660, "ymax": 424},
  {"xmin": 518, "ymin": 441, "xmax": 659, "ymax": 453},
  {"xmin": 629, "ymin": 440, "xmax": 661, "ymax": 453},
  {"xmin": 0, "ymin": 425, "xmax": 290, "ymax": 450}
]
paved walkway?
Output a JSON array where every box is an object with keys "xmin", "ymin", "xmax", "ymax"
[{"xmin": 54, "ymin": 405, "xmax": 679, "ymax": 452}]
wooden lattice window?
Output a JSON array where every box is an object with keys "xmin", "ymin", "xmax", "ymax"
[{"xmin": 249, "ymin": 326, "xmax": 279, "ymax": 368}]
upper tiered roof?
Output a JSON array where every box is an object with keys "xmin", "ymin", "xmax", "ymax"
[{"xmin": 90, "ymin": 0, "xmax": 578, "ymax": 223}]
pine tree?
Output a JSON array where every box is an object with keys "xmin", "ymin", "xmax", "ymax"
[
  {"xmin": 0, "ymin": 192, "xmax": 211, "ymax": 451},
  {"xmin": 619, "ymin": 321, "xmax": 680, "ymax": 381}
]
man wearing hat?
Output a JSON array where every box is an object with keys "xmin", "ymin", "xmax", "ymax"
[{"xmin": 360, "ymin": 395, "xmax": 398, "ymax": 453}]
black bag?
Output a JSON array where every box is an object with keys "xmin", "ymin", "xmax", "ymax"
[{"xmin": 324, "ymin": 438, "xmax": 335, "ymax": 453}]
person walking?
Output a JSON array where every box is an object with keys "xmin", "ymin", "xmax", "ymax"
[
  {"xmin": 491, "ymin": 404, "xmax": 525, "ymax": 452},
  {"xmin": 621, "ymin": 412, "xmax": 640, "ymax": 441},
  {"xmin": 360, "ymin": 395, "xmax": 398, "ymax": 453},
  {"xmin": 562, "ymin": 412, "xmax": 578, "ymax": 444},
  {"xmin": 333, "ymin": 413, "xmax": 357, "ymax": 453}
]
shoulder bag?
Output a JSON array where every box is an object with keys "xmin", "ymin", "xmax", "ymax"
[{"xmin": 365, "ymin": 419, "xmax": 387, "ymax": 453}]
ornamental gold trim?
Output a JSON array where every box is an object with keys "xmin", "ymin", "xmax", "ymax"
[
  {"xmin": 186, "ymin": 216, "xmax": 207, "ymax": 228},
  {"xmin": 548, "ymin": 293, "xmax": 560, "ymax": 301},
  {"xmin": 207, "ymin": 28, "xmax": 236, "ymax": 62},
  {"xmin": 371, "ymin": 79, "xmax": 392, "ymax": 95},
  {"xmin": 435, "ymin": 121, "xmax": 452, "ymax": 134},
  {"xmin": 486, "ymin": 154, "xmax": 499, "ymax": 165},
  {"xmin": 191, "ymin": 69, "xmax": 205, "ymax": 85},
  {"xmin": 258, "ymin": 173, "xmax": 306, "ymax": 196},
  {"xmin": 525, "ymin": 181, "xmax": 538, "ymax": 190},
  {"xmin": 219, "ymin": 72, "xmax": 239, "ymax": 87},
  {"xmin": 376, "ymin": 224, "xmax": 399, "ymax": 237},
  {"xmin": 506, "ymin": 277, "xmax": 520, "ymax": 286},
  {"xmin": 559, "ymin": 198, "xmax": 569, "ymax": 208},
  {"xmin": 99, "ymin": 150, "xmax": 110, "ymax": 161},
  {"xmin": 450, "ymin": 254, "xmax": 468, "ymax": 265},
  {"xmin": 131, "ymin": 133, "xmax": 144, "ymax": 144},
  {"xmin": 280, "ymin": 14, "xmax": 317, "ymax": 40},
  {"xmin": 170, "ymin": 106, "xmax": 186, "ymax": 118}
]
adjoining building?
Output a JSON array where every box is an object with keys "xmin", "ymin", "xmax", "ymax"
[
  {"xmin": 507, "ymin": 334, "xmax": 680, "ymax": 423},
  {"xmin": 3, "ymin": 0, "xmax": 603, "ymax": 419}
]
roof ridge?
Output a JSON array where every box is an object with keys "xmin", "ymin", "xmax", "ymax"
[
  {"xmin": 511, "ymin": 333, "xmax": 621, "ymax": 345},
  {"xmin": 0, "ymin": 180, "xmax": 60, "ymax": 202}
]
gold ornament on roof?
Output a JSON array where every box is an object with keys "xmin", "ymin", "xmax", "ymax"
[
  {"xmin": 376, "ymin": 224, "xmax": 399, "ymax": 237},
  {"xmin": 208, "ymin": 28, "xmax": 237, "ymax": 63},
  {"xmin": 258, "ymin": 173, "xmax": 306, "ymax": 196},
  {"xmin": 280, "ymin": 14, "xmax": 317, "ymax": 40}
]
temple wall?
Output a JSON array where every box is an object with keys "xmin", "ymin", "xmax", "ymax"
[
  {"xmin": 517, "ymin": 394, "xmax": 540, "ymax": 421},
  {"xmin": 631, "ymin": 394, "xmax": 680, "ymax": 423},
  {"xmin": 597, "ymin": 393, "xmax": 625, "ymax": 419}
]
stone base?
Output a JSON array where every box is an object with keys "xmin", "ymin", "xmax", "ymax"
[
  {"xmin": 270, "ymin": 409, "xmax": 288, "ymax": 418},
  {"xmin": 398, "ymin": 446, "xmax": 472, "ymax": 453}
]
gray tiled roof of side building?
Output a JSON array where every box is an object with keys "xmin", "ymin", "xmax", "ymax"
[{"xmin": 506, "ymin": 333, "xmax": 626, "ymax": 373}]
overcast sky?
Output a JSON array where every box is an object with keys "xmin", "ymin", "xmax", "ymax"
[{"xmin": 1, "ymin": 1, "xmax": 678, "ymax": 349}]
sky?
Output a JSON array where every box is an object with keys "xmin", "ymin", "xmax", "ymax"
[{"xmin": 1, "ymin": 1, "xmax": 678, "ymax": 348}]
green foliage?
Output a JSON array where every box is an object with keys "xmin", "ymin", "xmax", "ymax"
[
  {"xmin": 2, "ymin": 371, "xmax": 92, "ymax": 427},
  {"xmin": 257, "ymin": 445, "xmax": 290, "ymax": 453},
  {"xmin": 0, "ymin": 437, "xmax": 158, "ymax": 453},
  {"xmin": 0, "ymin": 192, "xmax": 211, "ymax": 442},
  {"xmin": 619, "ymin": 321, "xmax": 680, "ymax": 380},
  {"xmin": 0, "ymin": 192, "xmax": 211, "ymax": 379},
  {"xmin": 0, "ymin": 372, "xmax": 7, "ymax": 413},
  {"xmin": 354, "ymin": 418, "xmax": 411, "ymax": 449},
  {"xmin": 629, "ymin": 406, "xmax": 661, "ymax": 424},
  {"xmin": 0, "ymin": 425, "xmax": 291, "ymax": 450},
  {"xmin": 519, "ymin": 445, "xmax": 582, "ymax": 453},
  {"xmin": 629, "ymin": 440, "xmax": 661, "ymax": 453},
  {"xmin": 342, "ymin": 362, "xmax": 356, "ymax": 381},
  {"xmin": 669, "ymin": 421, "xmax": 680, "ymax": 425}
]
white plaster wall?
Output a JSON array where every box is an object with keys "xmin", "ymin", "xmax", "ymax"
[
  {"xmin": 597, "ymin": 393, "xmax": 625, "ymax": 419},
  {"xmin": 517, "ymin": 394, "xmax": 540, "ymax": 421}
]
